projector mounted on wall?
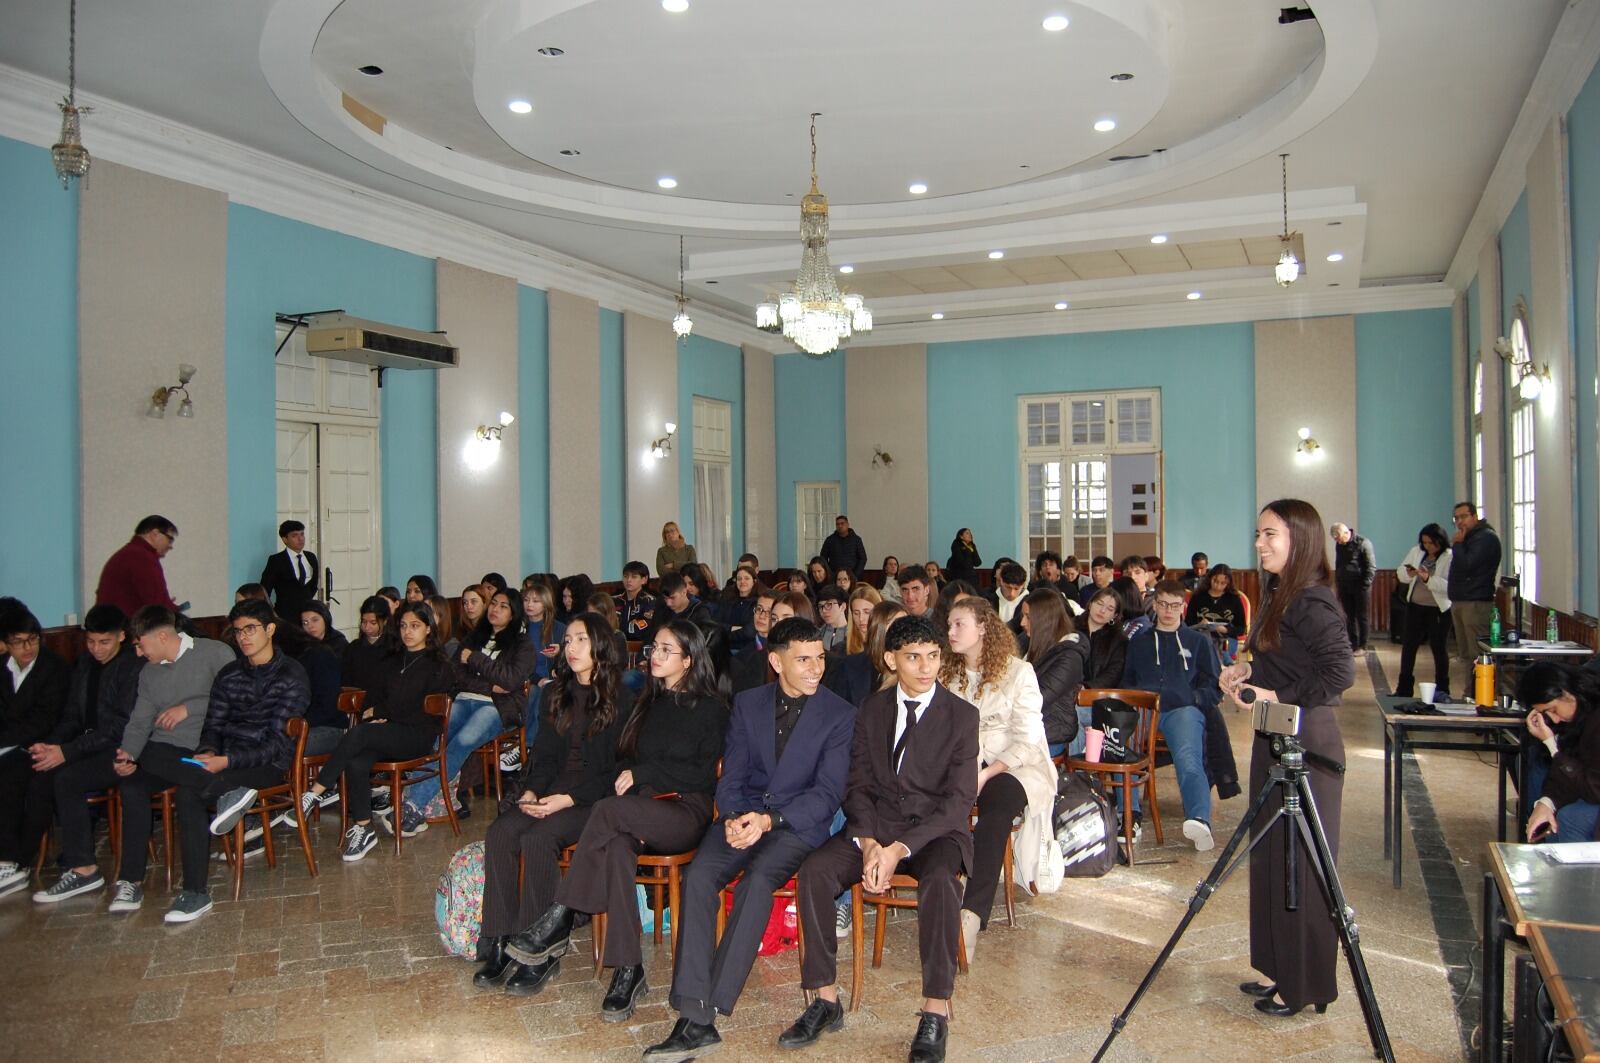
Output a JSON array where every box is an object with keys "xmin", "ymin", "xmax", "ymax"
[{"xmin": 297, "ymin": 312, "xmax": 458, "ymax": 371}]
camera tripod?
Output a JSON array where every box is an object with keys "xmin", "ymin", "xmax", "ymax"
[{"xmin": 1090, "ymin": 732, "xmax": 1395, "ymax": 1063}]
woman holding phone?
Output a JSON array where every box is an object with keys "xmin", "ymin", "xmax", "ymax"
[
  {"xmin": 1220, "ymin": 498, "xmax": 1355, "ymax": 1018},
  {"xmin": 1517, "ymin": 662, "xmax": 1600, "ymax": 844}
]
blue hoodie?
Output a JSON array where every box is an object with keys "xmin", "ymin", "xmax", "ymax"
[{"xmin": 1123, "ymin": 624, "xmax": 1221, "ymax": 715}]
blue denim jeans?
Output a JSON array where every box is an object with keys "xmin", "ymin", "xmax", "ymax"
[
  {"xmin": 1128, "ymin": 704, "xmax": 1211, "ymax": 824},
  {"xmin": 404, "ymin": 696, "xmax": 504, "ymax": 814},
  {"xmin": 1523, "ymin": 743, "xmax": 1600, "ymax": 842}
]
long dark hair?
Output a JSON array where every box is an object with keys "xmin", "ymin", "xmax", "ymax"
[
  {"xmin": 298, "ymin": 600, "xmax": 349, "ymax": 651},
  {"xmin": 620, "ymin": 619, "xmax": 724, "ymax": 758},
  {"xmin": 546, "ymin": 612, "xmax": 624, "ymax": 738},
  {"xmin": 558, "ymin": 574, "xmax": 595, "ymax": 622},
  {"xmin": 1250, "ymin": 498, "xmax": 1333, "ymax": 653},
  {"xmin": 468, "ymin": 587, "xmax": 526, "ymax": 654},
  {"xmin": 1516, "ymin": 662, "xmax": 1600, "ymax": 724},
  {"xmin": 1023, "ymin": 588, "xmax": 1075, "ymax": 668},
  {"xmin": 407, "ymin": 574, "xmax": 438, "ymax": 598},
  {"xmin": 386, "ymin": 600, "xmax": 447, "ymax": 660},
  {"xmin": 1084, "ymin": 587, "xmax": 1123, "ymax": 631},
  {"xmin": 1204, "ymin": 563, "xmax": 1235, "ymax": 595},
  {"xmin": 1417, "ymin": 523, "xmax": 1450, "ymax": 555}
]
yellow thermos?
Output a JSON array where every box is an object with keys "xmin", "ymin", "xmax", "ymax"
[{"xmin": 1474, "ymin": 653, "xmax": 1497, "ymax": 707}]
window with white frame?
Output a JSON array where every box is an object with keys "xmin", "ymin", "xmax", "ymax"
[
  {"xmin": 1507, "ymin": 316, "xmax": 1537, "ymax": 595},
  {"xmin": 691, "ymin": 396, "xmax": 733, "ymax": 582},
  {"xmin": 1472, "ymin": 361, "xmax": 1484, "ymax": 511}
]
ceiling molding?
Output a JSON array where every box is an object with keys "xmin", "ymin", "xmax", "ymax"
[{"xmin": 1444, "ymin": 0, "xmax": 1600, "ymax": 291}]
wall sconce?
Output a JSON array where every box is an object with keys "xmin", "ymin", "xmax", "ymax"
[
  {"xmin": 149, "ymin": 364, "xmax": 197, "ymax": 419},
  {"xmin": 651, "ymin": 421, "xmax": 678, "ymax": 460},
  {"xmin": 1295, "ymin": 426, "xmax": 1322, "ymax": 460},
  {"xmin": 476, "ymin": 410, "xmax": 515, "ymax": 442},
  {"xmin": 1494, "ymin": 335, "xmax": 1552, "ymax": 402},
  {"xmin": 871, "ymin": 446, "xmax": 895, "ymax": 469}
]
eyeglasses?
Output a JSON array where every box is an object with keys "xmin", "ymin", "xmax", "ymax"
[
  {"xmin": 645, "ymin": 643, "xmax": 685, "ymax": 659},
  {"xmin": 1154, "ymin": 600, "xmax": 1186, "ymax": 611},
  {"xmin": 753, "ymin": 607, "xmax": 772, "ymax": 618},
  {"xmin": 230, "ymin": 623, "xmax": 265, "ymax": 638},
  {"xmin": 5, "ymin": 635, "xmax": 40, "ymax": 651}
]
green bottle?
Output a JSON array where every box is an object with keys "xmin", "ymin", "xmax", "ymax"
[
  {"xmin": 1489, "ymin": 606, "xmax": 1501, "ymax": 645},
  {"xmin": 1547, "ymin": 610, "xmax": 1560, "ymax": 643}
]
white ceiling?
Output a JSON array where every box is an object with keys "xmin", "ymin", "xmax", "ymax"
[{"xmin": 0, "ymin": 0, "xmax": 1575, "ymax": 345}]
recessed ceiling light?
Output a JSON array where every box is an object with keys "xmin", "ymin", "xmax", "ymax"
[
  {"xmin": 908, "ymin": 182, "xmax": 928, "ymax": 195},
  {"xmin": 1326, "ymin": 252, "xmax": 1344, "ymax": 262},
  {"xmin": 1327, "ymin": 220, "xmax": 1342, "ymax": 226},
  {"xmin": 1055, "ymin": 302, "xmax": 1069, "ymax": 310},
  {"xmin": 1186, "ymin": 291, "xmax": 1202, "ymax": 300},
  {"xmin": 358, "ymin": 65, "xmax": 384, "ymax": 76},
  {"xmin": 662, "ymin": 0, "xmax": 689, "ymax": 10},
  {"xmin": 1042, "ymin": 14, "xmax": 1069, "ymax": 31},
  {"xmin": 1110, "ymin": 72, "xmax": 1134, "ymax": 81},
  {"xmin": 507, "ymin": 99, "xmax": 533, "ymax": 115},
  {"xmin": 559, "ymin": 148, "xmax": 581, "ymax": 156},
  {"xmin": 1150, "ymin": 234, "xmax": 1168, "ymax": 244},
  {"xmin": 537, "ymin": 46, "xmax": 565, "ymax": 57},
  {"xmin": 838, "ymin": 265, "xmax": 854, "ymax": 274},
  {"xmin": 931, "ymin": 312, "xmax": 944, "ymax": 320},
  {"xmin": 1093, "ymin": 118, "xmax": 1117, "ymax": 133},
  {"xmin": 657, "ymin": 176, "xmax": 678, "ymax": 189},
  {"xmin": 988, "ymin": 250, "xmax": 1005, "ymax": 260}
]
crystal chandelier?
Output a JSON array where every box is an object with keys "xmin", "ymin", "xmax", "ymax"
[
  {"xmin": 51, "ymin": 0, "xmax": 91, "ymax": 189},
  {"xmin": 1274, "ymin": 153, "xmax": 1300, "ymax": 287},
  {"xmin": 755, "ymin": 114, "xmax": 871, "ymax": 357},
  {"xmin": 671, "ymin": 235, "xmax": 693, "ymax": 340}
]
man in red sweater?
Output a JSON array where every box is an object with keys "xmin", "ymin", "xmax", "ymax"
[{"xmin": 94, "ymin": 515, "xmax": 180, "ymax": 617}]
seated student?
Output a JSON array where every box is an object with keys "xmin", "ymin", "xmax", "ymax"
[
  {"xmin": 341, "ymin": 595, "xmax": 392, "ymax": 692},
  {"xmin": 989, "ymin": 562, "xmax": 1031, "ymax": 632},
  {"xmin": 897, "ymin": 564, "xmax": 936, "ymax": 620},
  {"xmin": 924, "ymin": 560, "xmax": 947, "ymax": 589},
  {"xmin": 26, "ymin": 606, "xmax": 144, "ymax": 903},
  {"xmin": 879, "ymin": 556, "xmax": 903, "ymax": 603},
  {"xmin": 397, "ymin": 587, "xmax": 536, "ymax": 834},
  {"xmin": 1109, "ymin": 572, "xmax": 1151, "ymax": 640},
  {"xmin": 1122, "ymin": 581, "xmax": 1229, "ymax": 851},
  {"xmin": 639, "ymin": 572, "xmax": 714, "ymax": 655},
  {"xmin": 475, "ymin": 612, "xmax": 635, "ymax": 994},
  {"xmin": 0, "ymin": 604, "xmax": 72, "ymax": 895},
  {"xmin": 1184, "ymin": 563, "xmax": 1247, "ymax": 663},
  {"xmin": 1021, "ymin": 589, "xmax": 1088, "ymax": 756},
  {"xmin": 521, "ymin": 582, "xmax": 566, "ymax": 696},
  {"xmin": 557, "ymin": 574, "xmax": 595, "ymax": 625},
  {"xmin": 1062, "ymin": 555, "xmax": 1093, "ymax": 595},
  {"xmin": 645, "ymin": 618, "xmax": 856, "ymax": 1060},
  {"xmin": 299, "ymin": 600, "xmax": 349, "ymax": 653},
  {"xmin": 1180, "ymin": 552, "xmax": 1210, "ymax": 593},
  {"xmin": 234, "ymin": 583, "xmax": 269, "ymax": 602},
  {"xmin": 105, "ymin": 606, "xmax": 235, "ymax": 913},
  {"xmin": 717, "ymin": 566, "xmax": 763, "ymax": 647},
  {"xmin": 719, "ymin": 554, "xmax": 761, "ymax": 597},
  {"xmin": 296, "ymin": 601, "xmax": 454, "ymax": 862},
  {"xmin": 427, "ymin": 594, "xmax": 458, "ymax": 659},
  {"xmin": 281, "ymin": 619, "xmax": 344, "ymax": 758},
  {"xmin": 1083, "ymin": 588, "xmax": 1128, "ymax": 690},
  {"xmin": 826, "ymin": 600, "xmax": 908, "ymax": 708},
  {"xmin": 832, "ymin": 567, "xmax": 856, "ymax": 595},
  {"xmin": 815, "ymin": 585, "xmax": 850, "ymax": 654},
  {"xmin": 805, "ymin": 557, "xmax": 832, "ymax": 601},
  {"xmin": 845, "ymin": 585, "xmax": 883, "ymax": 655},
  {"xmin": 459, "ymin": 585, "xmax": 487, "ymax": 635},
  {"xmin": 731, "ymin": 589, "xmax": 783, "ymax": 694},
  {"xmin": 781, "ymin": 615, "xmax": 977, "ymax": 1063},
  {"xmin": 615, "ymin": 561, "xmax": 657, "ymax": 641},
  {"xmin": 941, "ymin": 599, "xmax": 1054, "ymax": 960},
  {"xmin": 931, "ymin": 579, "xmax": 979, "ymax": 633},
  {"xmin": 505, "ymin": 620, "xmax": 728, "ymax": 1021},
  {"xmin": 1519, "ymin": 662, "xmax": 1600, "ymax": 844},
  {"xmin": 376, "ymin": 586, "xmax": 403, "ymax": 616},
  {"xmin": 1028, "ymin": 551, "xmax": 1070, "ymax": 596},
  {"xmin": 585, "ymin": 590, "xmax": 631, "ymax": 665},
  {"xmin": 405, "ymin": 574, "xmax": 439, "ymax": 603}
]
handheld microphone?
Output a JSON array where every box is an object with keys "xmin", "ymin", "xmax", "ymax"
[{"xmin": 1238, "ymin": 687, "xmax": 1257, "ymax": 704}]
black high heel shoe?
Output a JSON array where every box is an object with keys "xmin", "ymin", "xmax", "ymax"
[
  {"xmin": 1254, "ymin": 996, "xmax": 1328, "ymax": 1017},
  {"xmin": 1238, "ymin": 981, "xmax": 1276, "ymax": 998}
]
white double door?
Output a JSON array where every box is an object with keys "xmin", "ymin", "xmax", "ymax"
[{"xmin": 275, "ymin": 420, "xmax": 379, "ymax": 634}]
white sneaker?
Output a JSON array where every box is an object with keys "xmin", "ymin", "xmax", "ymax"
[
  {"xmin": 1183, "ymin": 818, "xmax": 1216, "ymax": 852},
  {"xmin": 499, "ymin": 748, "xmax": 522, "ymax": 773},
  {"xmin": 834, "ymin": 902, "xmax": 851, "ymax": 940},
  {"xmin": 0, "ymin": 864, "xmax": 30, "ymax": 897},
  {"xmin": 960, "ymin": 910, "xmax": 980, "ymax": 966},
  {"xmin": 209, "ymin": 787, "xmax": 259, "ymax": 836},
  {"xmin": 341, "ymin": 824, "xmax": 378, "ymax": 862},
  {"xmin": 108, "ymin": 880, "xmax": 144, "ymax": 913}
]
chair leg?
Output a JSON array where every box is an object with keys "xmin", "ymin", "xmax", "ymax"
[
  {"xmin": 850, "ymin": 885, "xmax": 865, "ymax": 1012},
  {"xmin": 295, "ymin": 799, "xmax": 319, "ymax": 878},
  {"xmin": 1120, "ymin": 779, "xmax": 1136, "ymax": 867},
  {"xmin": 392, "ymin": 769, "xmax": 405, "ymax": 855},
  {"xmin": 1146, "ymin": 770, "xmax": 1164, "ymax": 844},
  {"xmin": 593, "ymin": 912, "xmax": 607, "ymax": 977},
  {"xmin": 871, "ymin": 899, "xmax": 888, "ymax": 968},
  {"xmin": 715, "ymin": 887, "xmax": 727, "ymax": 946},
  {"xmin": 441, "ymin": 760, "xmax": 461, "ymax": 838},
  {"xmin": 161, "ymin": 794, "xmax": 176, "ymax": 889},
  {"xmin": 1002, "ymin": 833, "xmax": 1016, "ymax": 927},
  {"xmin": 34, "ymin": 830, "xmax": 49, "ymax": 878},
  {"xmin": 667, "ymin": 865, "xmax": 682, "ymax": 961},
  {"xmin": 231, "ymin": 819, "xmax": 246, "ymax": 902},
  {"xmin": 490, "ymin": 746, "xmax": 503, "ymax": 803},
  {"xmin": 956, "ymin": 918, "xmax": 969, "ymax": 974}
]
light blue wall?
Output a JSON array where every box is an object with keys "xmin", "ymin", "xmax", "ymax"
[
  {"xmin": 516, "ymin": 285, "xmax": 549, "ymax": 575},
  {"xmin": 678, "ymin": 335, "xmax": 747, "ymax": 565},
  {"xmin": 1355, "ymin": 309, "xmax": 1457, "ymax": 561},
  {"xmin": 1567, "ymin": 72, "xmax": 1600, "ymax": 613},
  {"xmin": 926, "ymin": 325, "xmax": 1258, "ymax": 568},
  {"xmin": 0, "ymin": 137, "xmax": 80, "ymax": 623},
  {"xmin": 1500, "ymin": 191, "xmax": 1531, "ymax": 336},
  {"xmin": 225, "ymin": 206, "xmax": 437, "ymax": 590},
  {"xmin": 599, "ymin": 308, "xmax": 625, "ymax": 580},
  {"xmin": 774, "ymin": 352, "xmax": 847, "ymax": 567}
]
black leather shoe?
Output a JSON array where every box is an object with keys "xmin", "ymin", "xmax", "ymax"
[
  {"xmin": 504, "ymin": 903, "xmax": 575, "ymax": 965},
  {"xmin": 908, "ymin": 1010, "xmax": 949, "ymax": 1063},
  {"xmin": 1238, "ymin": 980, "xmax": 1276, "ymax": 998},
  {"xmin": 601, "ymin": 964, "xmax": 648, "ymax": 1022},
  {"xmin": 472, "ymin": 937, "xmax": 516, "ymax": 988},
  {"xmin": 643, "ymin": 1016, "xmax": 722, "ymax": 1061},
  {"xmin": 503, "ymin": 956, "xmax": 560, "ymax": 996},
  {"xmin": 777, "ymin": 997, "xmax": 845, "ymax": 1048},
  {"xmin": 1254, "ymin": 995, "xmax": 1328, "ymax": 1018}
]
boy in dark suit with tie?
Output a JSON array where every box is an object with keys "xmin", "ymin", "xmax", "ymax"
[
  {"xmin": 259, "ymin": 520, "xmax": 319, "ymax": 618},
  {"xmin": 779, "ymin": 615, "xmax": 979, "ymax": 1063},
  {"xmin": 644, "ymin": 618, "xmax": 856, "ymax": 1061}
]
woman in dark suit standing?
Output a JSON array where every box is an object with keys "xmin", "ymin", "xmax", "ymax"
[{"xmin": 1220, "ymin": 498, "xmax": 1355, "ymax": 1018}]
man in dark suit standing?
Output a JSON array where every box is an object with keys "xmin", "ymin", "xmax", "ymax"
[
  {"xmin": 644, "ymin": 618, "xmax": 855, "ymax": 1061},
  {"xmin": 259, "ymin": 520, "xmax": 319, "ymax": 619},
  {"xmin": 778, "ymin": 615, "xmax": 978, "ymax": 1063}
]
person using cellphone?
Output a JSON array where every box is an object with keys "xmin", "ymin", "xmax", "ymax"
[{"xmin": 1517, "ymin": 662, "xmax": 1600, "ymax": 844}]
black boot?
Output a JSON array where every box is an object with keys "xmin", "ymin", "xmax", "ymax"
[
  {"xmin": 504, "ymin": 903, "xmax": 575, "ymax": 965},
  {"xmin": 908, "ymin": 1010, "xmax": 949, "ymax": 1063},
  {"xmin": 601, "ymin": 964, "xmax": 648, "ymax": 1022},
  {"xmin": 471, "ymin": 937, "xmax": 516, "ymax": 988},
  {"xmin": 777, "ymin": 997, "xmax": 845, "ymax": 1048},
  {"xmin": 504, "ymin": 956, "xmax": 560, "ymax": 996},
  {"xmin": 643, "ymin": 1016, "xmax": 722, "ymax": 1061}
]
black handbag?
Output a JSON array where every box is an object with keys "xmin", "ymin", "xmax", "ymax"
[{"xmin": 1091, "ymin": 697, "xmax": 1140, "ymax": 763}]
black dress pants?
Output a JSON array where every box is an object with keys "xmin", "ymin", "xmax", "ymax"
[
  {"xmin": 314, "ymin": 722, "xmax": 436, "ymax": 822},
  {"xmin": 1395, "ymin": 602, "xmax": 1451, "ymax": 697},
  {"xmin": 52, "ymin": 751, "xmax": 122, "ymax": 869},
  {"xmin": 797, "ymin": 832, "xmax": 965, "ymax": 1001},
  {"xmin": 963, "ymin": 771, "xmax": 1028, "ymax": 929},
  {"xmin": 1336, "ymin": 581, "xmax": 1369, "ymax": 650},
  {"xmin": 480, "ymin": 802, "xmax": 593, "ymax": 941},
  {"xmin": 554, "ymin": 792, "xmax": 715, "ymax": 969},
  {"xmin": 0, "ymin": 751, "xmax": 41, "ymax": 864},
  {"xmin": 670, "ymin": 823, "xmax": 814, "ymax": 1022}
]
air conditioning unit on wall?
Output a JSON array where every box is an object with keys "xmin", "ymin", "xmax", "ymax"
[{"xmin": 303, "ymin": 313, "xmax": 457, "ymax": 370}]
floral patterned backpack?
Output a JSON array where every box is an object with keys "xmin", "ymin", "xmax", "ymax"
[{"xmin": 435, "ymin": 841, "xmax": 487, "ymax": 958}]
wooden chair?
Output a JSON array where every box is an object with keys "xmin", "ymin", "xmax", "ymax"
[
  {"xmin": 589, "ymin": 848, "xmax": 697, "ymax": 977},
  {"xmin": 219, "ymin": 717, "xmax": 320, "ymax": 900},
  {"xmin": 474, "ymin": 724, "xmax": 525, "ymax": 804},
  {"xmin": 810, "ymin": 874, "xmax": 965, "ymax": 1013},
  {"xmin": 1065, "ymin": 688, "xmax": 1162, "ymax": 864},
  {"xmin": 33, "ymin": 789, "xmax": 119, "ymax": 879},
  {"xmin": 339, "ymin": 692, "xmax": 460, "ymax": 853}
]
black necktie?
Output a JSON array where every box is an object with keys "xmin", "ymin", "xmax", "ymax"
[
  {"xmin": 892, "ymin": 700, "xmax": 919, "ymax": 772},
  {"xmin": 292, "ymin": 553, "xmax": 304, "ymax": 583}
]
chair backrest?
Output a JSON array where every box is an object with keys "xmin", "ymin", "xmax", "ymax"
[
  {"xmin": 1075, "ymin": 688, "xmax": 1160, "ymax": 759},
  {"xmin": 286, "ymin": 716, "xmax": 308, "ymax": 763},
  {"xmin": 337, "ymin": 689, "xmax": 366, "ymax": 716},
  {"xmin": 424, "ymin": 692, "xmax": 450, "ymax": 717}
]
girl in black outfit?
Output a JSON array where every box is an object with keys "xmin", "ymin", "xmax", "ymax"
[
  {"xmin": 475, "ymin": 612, "xmax": 635, "ymax": 994},
  {"xmin": 557, "ymin": 574, "xmax": 595, "ymax": 624},
  {"xmin": 405, "ymin": 574, "xmax": 439, "ymax": 603},
  {"xmin": 504, "ymin": 619, "xmax": 728, "ymax": 1021},
  {"xmin": 1221, "ymin": 499, "xmax": 1355, "ymax": 1018},
  {"xmin": 945, "ymin": 527, "xmax": 983, "ymax": 584},
  {"xmin": 300, "ymin": 601, "xmax": 454, "ymax": 862},
  {"xmin": 1184, "ymin": 563, "xmax": 1248, "ymax": 663},
  {"xmin": 805, "ymin": 557, "xmax": 831, "ymax": 601},
  {"xmin": 299, "ymin": 600, "xmax": 349, "ymax": 653},
  {"xmin": 1082, "ymin": 587, "xmax": 1128, "ymax": 689},
  {"xmin": 340, "ymin": 595, "xmax": 391, "ymax": 692},
  {"xmin": 1022, "ymin": 588, "xmax": 1089, "ymax": 753}
]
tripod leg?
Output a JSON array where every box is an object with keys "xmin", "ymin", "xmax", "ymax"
[
  {"xmin": 1294, "ymin": 774, "xmax": 1396, "ymax": 1063},
  {"xmin": 1090, "ymin": 768, "xmax": 1287, "ymax": 1063}
]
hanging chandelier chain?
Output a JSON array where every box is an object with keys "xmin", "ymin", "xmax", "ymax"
[
  {"xmin": 67, "ymin": 0, "xmax": 77, "ymax": 103},
  {"xmin": 678, "ymin": 234, "xmax": 685, "ymax": 302},
  {"xmin": 809, "ymin": 112, "xmax": 821, "ymax": 193},
  {"xmin": 1280, "ymin": 153, "xmax": 1289, "ymax": 238}
]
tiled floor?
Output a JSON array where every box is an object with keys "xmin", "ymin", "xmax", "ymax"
[{"xmin": 1, "ymin": 643, "xmax": 1496, "ymax": 1062}]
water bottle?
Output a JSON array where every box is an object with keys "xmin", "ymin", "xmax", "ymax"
[
  {"xmin": 1474, "ymin": 654, "xmax": 1497, "ymax": 707},
  {"xmin": 1489, "ymin": 607, "xmax": 1501, "ymax": 646},
  {"xmin": 1546, "ymin": 610, "xmax": 1560, "ymax": 643}
]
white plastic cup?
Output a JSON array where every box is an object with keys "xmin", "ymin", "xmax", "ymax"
[{"xmin": 1418, "ymin": 682, "xmax": 1437, "ymax": 703}]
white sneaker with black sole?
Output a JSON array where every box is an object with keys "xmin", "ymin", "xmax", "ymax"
[
  {"xmin": 107, "ymin": 880, "xmax": 144, "ymax": 913},
  {"xmin": 1182, "ymin": 818, "xmax": 1216, "ymax": 852},
  {"xmin": 499, "ymin": 748, "xmax": 522, "ymax": 774},
  {"xmin": 208, "ymin": 787, "xmax": 259, "ymax": 836},
  {"xmin": 212, "ymin": 835, "xmax": 266, "ymax": 861},
  {"xmin": 0, "ymin": 862, "xmax": 29, "ymax": 897},
  {"xmin": 370, "ymin": 787, "xmax": 392, "ymax": 812},
  {"xmin": 341, "ymin": 823, "xmax": 378, "ymax": 862},
  {"xmin": 33, "ymin": 868, "xmax": 105, "ymax": 903},
  {"xmin": 164, "ymin": 890, "xmax": 213, "ymax": 924}
]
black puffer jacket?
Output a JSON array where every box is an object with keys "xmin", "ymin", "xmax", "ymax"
[
  {"xmin": 196, "ymin": 651, "xmax": 310, "ymax": 771},
  {"xmin": 457, "ymin": 633, "xmax": 539, "ymax": 727},
  {"xmin": 51, "ymin": 646, "xmax": 144, "ymax": 761},
  {"xmin": 1085, "ymin": 625, "xmax": 1127, "ymax": 689},
  {"xmin": 1032, "ymin": 635, "xmax": 1089, "ymax": 746}
]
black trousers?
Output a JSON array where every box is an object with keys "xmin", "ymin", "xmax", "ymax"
[
  {"xmin": 315, "ymin": 722, "xmax": 436, "ymax": 822},
  {"xmin": 1395, "ymin": 602, "xmax": 1451, "ymax": 697},
  {"xmin": 963, "ymin": 771, "xmax": 1028, "ymax": 929},
  {"xmin": 118, "ymin": 743, "xmax": 284, "ymax": 893},
  {"xmin": 1336, "ymin": 581, "xmax": 1369, "ymax": 650},
  {"xmin": 52, "ymin": 751, "xmax": 122, "ymax": 869},
  {"xmin": 480, "ymin": 802, "xmax": 593, "ymax": 942},
  {"xmin": 0, "ymin": 751, "xmax": 48, "ymax": 865},
  {"xmin": 554, "ymin": 792, "xmax": 715, "ymax": 969},
  {"xmin": 797, "ymin": 832, "xmax": 965, "ymax": 1001},
  {"xmin": 670, "ymin": 823, "xmax": 815, "ymax": 1022}
]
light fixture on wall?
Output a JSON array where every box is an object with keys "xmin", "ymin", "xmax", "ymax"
[
  {"xmin": 476, "ymin": 410, "xmax": 515, "ymax": 442},
  {"xmin": 1274, "ymin": 153, "xmax": 1301, "ymax": 287},
  {"xmin": 148, "ymin": 364, "xmax": 197, "ymax": 419},
  {"xmin": 1493, "ymin": 333, "xmax": 1552, "ymax": 401},
  {"xmin": 1294, "ymin": 425, "xmax": 1322, "ymax": 460},
  {"xmin": 871, "ymin": 446, "xmax": 895, "ymax": 469},
  {"xmin": 50, "ymin": 0, "xmax": 91, "ymax": 188},
  {"xmin": 651, "ymin": 421, "xmax": 678, "ymax": 460},
  {"xmin": 671, "ymin": 236, "xmax": 694, "ymax": 341}
]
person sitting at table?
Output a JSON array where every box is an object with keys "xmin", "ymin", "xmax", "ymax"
[{"xmin": 1518, "ymin": 662, "xmax": 1600, "ymax": 844}]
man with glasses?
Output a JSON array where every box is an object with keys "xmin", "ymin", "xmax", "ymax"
[
  {"xmin": 94, "ymin": 514, "xmax": 182, "ymax": 618},
  {"xmin": 0, "ymin": 604, "xmax": 70, "ymax": 895},
  {"xmin": 1446, "ymin": 501, "xmax": 1502, "ymax": 689}
]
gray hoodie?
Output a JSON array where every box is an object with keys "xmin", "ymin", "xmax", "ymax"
[{"xmin": 119, "ymin": 635, "xmax": 236, "ymax": 759}]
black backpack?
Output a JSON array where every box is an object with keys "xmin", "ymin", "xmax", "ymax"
[{"xmin": 1053, "ymin": 770, "xmax": 1117, "ymax": 878}]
